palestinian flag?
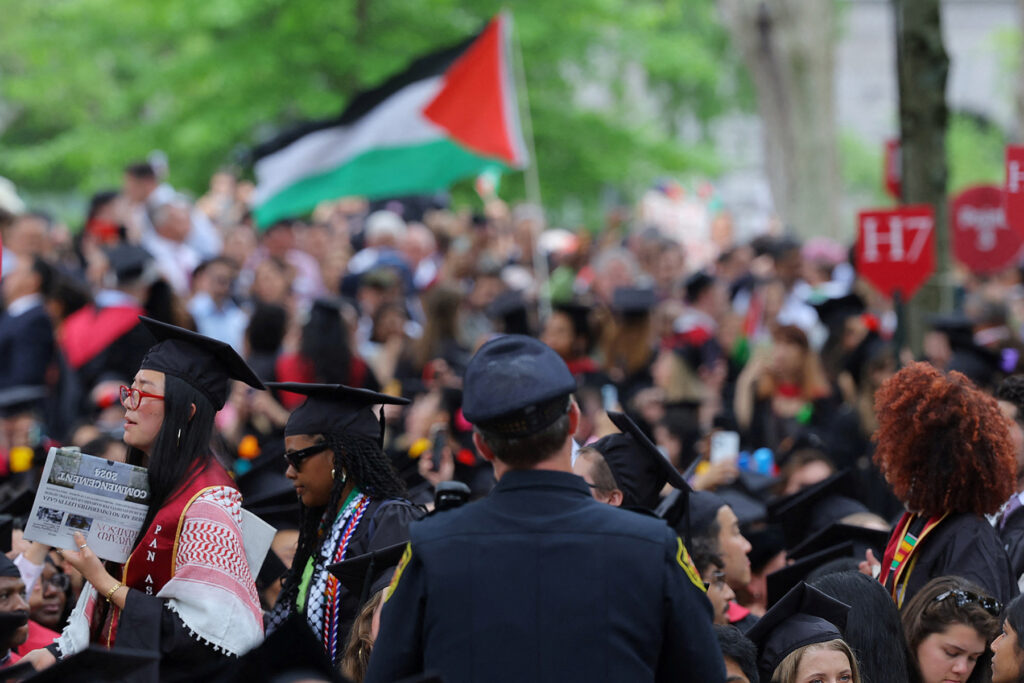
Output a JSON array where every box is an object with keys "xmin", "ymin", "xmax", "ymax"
[{"xmin": 252, "ymin": 13, "xmax": 528, "ymax": 227}]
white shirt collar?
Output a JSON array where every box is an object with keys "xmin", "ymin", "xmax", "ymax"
[{"xmin": 6, "ymin": 293, "xmax": 44, "ymax": 317}]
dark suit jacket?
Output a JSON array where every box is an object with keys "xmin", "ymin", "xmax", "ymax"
[
  {"xmin": 367, "ymin": 470, "xmax": 725, "ymax": 683},
  {"xmin": 0, "ymin": 303, "xmax": 54, "ymax": 390}
]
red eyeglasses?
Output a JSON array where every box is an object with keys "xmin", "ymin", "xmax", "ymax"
[{"xmin": 119, "ymin": 385, "xmax": 165, "ymax": 411}]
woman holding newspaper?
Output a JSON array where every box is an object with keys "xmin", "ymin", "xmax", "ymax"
[{"xmin": 21, "ymin": 318, "xmax": 266, "ymax": 680}]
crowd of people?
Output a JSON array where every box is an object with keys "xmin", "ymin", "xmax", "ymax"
[{"xmin": 2, "ymin": 158, "xmax": 1024, "ymax": 681}]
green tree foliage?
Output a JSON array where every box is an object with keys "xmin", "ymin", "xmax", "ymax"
[{"xmin": 0, "ymin": 0, "xmax": 741, "ymax": 218}]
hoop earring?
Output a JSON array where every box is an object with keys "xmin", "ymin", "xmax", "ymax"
[
  {"xmin": 331, "ymin": 468, "xmax": 336, "ymax": 480},
  {"xmin": 177, "ymin": 428, "xmax": 182, "ymax": 446}
]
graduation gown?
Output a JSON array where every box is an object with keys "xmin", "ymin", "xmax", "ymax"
[{"xmin": 890, "ymin": 513, "xmax": 1019, "ymax": 607}]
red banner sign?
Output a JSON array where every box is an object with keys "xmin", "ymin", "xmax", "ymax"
[
  {"xmin": 1005, "ymin": 146, "xmax": 1024, "ymax": 240},
  {"xmin": 856, "ymin": 205, "xmax": 935, "ymax": 299},
  {"xmin": 884, "ymin": 139, "xmax": 901, "ymax": 200},
  {"xmin": 951, "ymin": 185, "xmax": 1022, "ymax": 274}
]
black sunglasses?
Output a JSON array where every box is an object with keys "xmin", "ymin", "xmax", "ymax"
[
  {"xmin": 283, "ymin": 442, "xmax": 330, "ymax": 470},
  {"xmin": 934, "ymin": 589, "xmax": 1002, "ymax": 617}
]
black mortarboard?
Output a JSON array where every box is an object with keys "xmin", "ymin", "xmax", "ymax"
[
  {"xmin": 787, "ymin": 522, "xmax": 890, "ymax": 562},
  {"xmin": 552, "ymin": 301, "xmax": 593, "ymax": 342},
  {"xmin": 684, "ymin": 271, "xmax": 715, "ymax": 304},
  {"xmin": 747, "ymin": 582, "xmax": 850, "ymax": 683},
  {"xmin": 267, "ymin": 383, "xmax": 409, "ymax": 445},
  {"xmin": 612, "ymin": 286, "xmax": 656, "ymax": 317},
  {"xmin": 929, "ymin": 314, "xmax": 975, "ymax": 350},
  {"xmin": 0, "ymin": 488, "xmax": 36, "ymax": 521},
  {"xmin": 104, "ymin": 243, "xmax": 154, "ymax": 286},
  {"xmin": 139, "ymin": 317, "xmax": 265, "ymax": 410},
  {"xmin": 766, "ymin": 543, "xmax": 856, "ymax": 607},
  {"xmin": 462, "ymin": 335, "xmax": 576, "ymax": 437},
  {"xmin": 0, "ymin": 385, "xmax": 47, "ymax": 417},
  {"xmin": 487, "ymin": 290, "xmax": 533, "ymax": 337},
  {"xmin": 687, "ymin": 491, "xmax": 729, "ymax": 539},
  {"xmin": 718, "ymin": 488, "xmax": 768, "ymax": 526},
  {"xmin": 598, "ymin": 410, "xmax": 689, "ymax": 510},
  {"xmin": 204, "ymin": 612, "xmax": 342, "ymax": 683},
  {"xmin": 0, "ymin": 553, "xmax": 19, "ymax": 579},
  {"xmin": 948, "ymin": 343, "xmax": 1004, "ymax": 389},
  {"xmin": 811, "ymin": 294, "xmax": 865, "ymax": 331},
  {"xmin": 15, "ymin": 646, "xmax": 158, "ymax": 683},
  {"xmin": 746, "ymin": 525, "xmax": 787, "ymax": 573},
  {"xmin": 328, "ymin": 542, "xmax": 407, "ymax": 607},
  {"xmin": 767, "ymin": 471, "xmax": 868, "ymax": 549}
]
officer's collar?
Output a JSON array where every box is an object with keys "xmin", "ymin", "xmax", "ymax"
[{"xmin": 492, "ymin": 469, "xmax": 591, "ymax": 495}]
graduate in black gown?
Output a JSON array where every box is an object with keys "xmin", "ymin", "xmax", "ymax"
[
  {"xmin": 873, "ymin": 362, "xmax": 1019, "ymax": 607},
  {"xmin": 265, "ymin": 383, "xmax": 423, "ymax": 667}
]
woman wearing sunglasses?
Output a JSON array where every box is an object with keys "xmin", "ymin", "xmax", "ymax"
[
  {"xmin": 902, "ymin": 576, "xmax": 1002, "ymax": 683},
  {"xmin": 871, "ymin": 363, "xmax": 1018, "ymax": 607},
  {"xmin": 265, "ymin": 382, "xmax": 422, "ymax": 668},
  {"xmin": 22, "ymin": 317, "xmax": 267, "ymax": 678}
]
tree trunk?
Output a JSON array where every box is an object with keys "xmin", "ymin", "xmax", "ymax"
[
  {"xmin": 895, "ymin": 0, "xmax": 952, "ymax": 349},
  {"xmin": 716, "ymin": 0, "xmax": 841, "ymax": 239}
]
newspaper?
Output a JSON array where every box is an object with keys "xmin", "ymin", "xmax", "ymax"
[{"xmin": 23, "ymin": 447, "xmax": 149, "ymax": 563}]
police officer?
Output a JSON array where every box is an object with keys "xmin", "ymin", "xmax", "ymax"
[{"xmin": 366, "ymin": 335, "xmax": 725, "ymax": 683}]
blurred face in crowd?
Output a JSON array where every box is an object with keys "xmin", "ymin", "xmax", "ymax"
[
  {"xmin": 122, "ymin": 370, "xmax": 166, "ymax": 454},
  {"xmin": 783, "ymin": 457, "xmax": 833, "ymax": 496},
  {"xmin": 997, "ymin": 400, "xmax": 1024, "ymax": 480},
  {"xmin": 284, "ymin": 433, "xmax": 337, "ymax": 508},
  {"xmin": 223, "ymin": 227, "xmax": 257, "ymax": 268},
  {"xmin": 572, "ymin": 451, "xmax": 622, "ymax": 507},
  {"xmin": 29, "ymin": 563, "xmax": 67, "ymax": 630},
  {"xmin": 6, "ymin": 215, "xmax": 48, "ymax": 257},
  {"xmin": 541, "ymin": 312, "xmax": 575, "ymax": 360},
  {"xmin": 122, "ymin": 173, "xmax": 156, "ymax": 203},
  {"xmin": 701, "ymin": 564, "xmax": 734, "ymax": 626},
  {"xmin": 915, "ymin": 623, "xmax": 986, "ymax": 683},
  {"xmin": 991, "ymin": 621, "xmax": 1024, "ymax": 683},
  {"xmin": 0, "ymin": 576, "xmax": 29, "ymax": 649},
  {"xmin": 252, "ymin": 260, "xmax": 291, "ymax": 305},
  {"xmin": 263, "ymin": 224, "xmax": 294, "ymax": 260},
  {"xmin": 771, "ymin": 339, "xmax": 804, "ymax": 379},
  {"xmin": 715, "ymin": 505, "xmax": 752, "ymax": 589},
  {"xmin": 198, "ymin": 261, "xmax": 235, "ymax": 305},
  {"xmin": 155, "ymin": 204, "xmax": 192, "ymax": 243},
  {"xmin": 1, "ymin": 257, "xmax": 40, "ymax": 304}
]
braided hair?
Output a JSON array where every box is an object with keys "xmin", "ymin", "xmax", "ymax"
[{"xmin": 274, "ymin": 431, "xmax": 406, "ymax": 621}]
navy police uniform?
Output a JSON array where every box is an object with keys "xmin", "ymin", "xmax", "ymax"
[{"xmin": 365, "ymin": 335, "xmax": 725, "ymax": 683}]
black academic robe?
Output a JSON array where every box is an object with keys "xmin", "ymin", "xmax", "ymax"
[
  {"xmin": 997, "ymin": 503, "xmax": 1024, "ymax": 591},
  {"xmin": 898, "ymin": 513, "xmax": 1018, "ymax": 607}
]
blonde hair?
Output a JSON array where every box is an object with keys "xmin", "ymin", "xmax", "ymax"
[
  {"xmin": 340, "ymin": 590, "xmax": 384, "ymax": 682},
  {"xmin": 771, "ymin": 639, "xmax": 861, "ymax": 683}
]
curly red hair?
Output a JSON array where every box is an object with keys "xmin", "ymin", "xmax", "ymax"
[{"xmin": 873, "ymin": 362, "xmax": 1014, "ymax": 517}]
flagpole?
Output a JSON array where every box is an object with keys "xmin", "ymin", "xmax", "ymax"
[{"xmin": 508, "ymin": 12, "xmax": 551, "ymax": 321}]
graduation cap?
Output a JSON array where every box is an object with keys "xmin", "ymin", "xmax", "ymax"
[
  {"xmin": 103, "ymin": 243, "xmax": 155, "ymax": 286},
  {"xmin": 929, "ymin": 314, "xmax": 975, "ymax": 350},
  {"xmin": 598, "ymin": 410, "xmax": 689, "ymax": 511},
  {"xmin": 684, "ymin": 271, "xmax": 715, "ymax": 304},
  {"xmin": 948, "ymin": 343, "xmax": 1004, "ymax": 389},
  {"xmin": 256, "ymin": 549, "xmax": 287, "ymax": 593},
  {"xmin": 766, "ymin": 542, "xmax": 856, "ymax": 607},
  {"xmin": 0, "ymin": 488, "xmax": 36, "ymax": 522},
  {"xmin": 767, "ymin": 471, "xmax": 868, "ymax": 549},
  {"xmin": 787, "ymin": 522, "xmax": 890, "ymax": 563},
  {"xmin": 747, "ymin": 582, "xmax": 851, "ymax": 683},
  {"xmin": 717, "ymin": 488, "xmax": 768, "ymax": 527},
  {"xmin": 486, "ymin": 290, "xmax": 533, "ymax": 337},
  {"xmin": 266, "ymin": 382, "xmax": 410, "ymax": 445},
  {"xmin": 328, "ymin": 542, "xmax": 407, "ymax": 606},
  {"xmin": 0, "ymin": 385, "xmax": 48, "ymax": 417},
  {"xmin": 552, "ymin": 300, "xmax": 593, "ymax": 343},
  {"xmin": 139, "ymin": 316, "xmax": 265, "ymax": 410},
  {"xmin": 811, "ymin": 294, "xmax": 865, "ymax": 332},
  {"xmin": 611, "ymin": 286, "xmax": 656, "ymax": 317},
  {"xmin": 12, "ymin": 646, "xmax": 158, "ymax": 683},
  {"xmin": 746, "ymin": 525, "xmax": 787, "ymax": 574}
]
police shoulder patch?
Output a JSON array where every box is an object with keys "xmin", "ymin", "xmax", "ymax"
[
  {"xmin": 676, "ymin": 537, "xmax": 706, "ymax": 592},
  {"xmin": 383, "ymin": 542, "xmax": 413, "ymax": 603}
]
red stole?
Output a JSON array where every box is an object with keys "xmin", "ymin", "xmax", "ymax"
[
  {"xmin": 94, "ymin": 461, "xmax": 235, "ymax": 647},
  {"xmin": 879, "ymin": 511, "xmax": 947, "ymax": 607}
]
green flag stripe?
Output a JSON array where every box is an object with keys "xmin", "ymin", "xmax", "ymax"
[{"xmin": 255, "ymin": 138, "xmax": 507, "ymax": 227}]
